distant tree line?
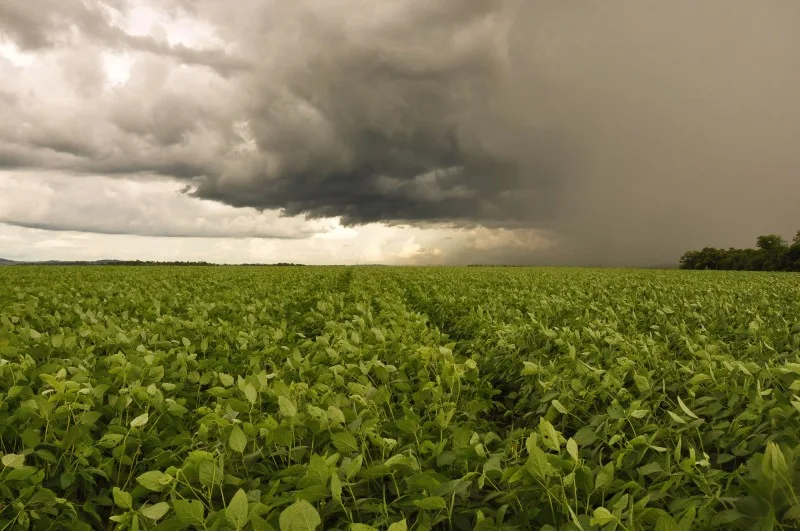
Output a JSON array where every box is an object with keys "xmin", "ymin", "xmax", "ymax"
[
  {"xmin": 6, "ymin": 260, "xmax": 306, "ymax": 266},
  {"xmin": 88, "ymin": 260, "xmax": 221, "ymax": 266},
  {"xmin": 680, "ymin": 232, "xmax": 800, "ymax": 271}
]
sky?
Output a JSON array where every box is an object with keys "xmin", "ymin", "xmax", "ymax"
[{"xmin": 1, "ymin": 1, "xmax": 798, "ymax": 265}]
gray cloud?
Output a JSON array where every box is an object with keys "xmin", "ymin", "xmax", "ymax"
[
  {"xmin": 0, "ymin": 0, "xmax": 248, "ymax": 74},
  {"xmin": 185, "ymin": 1, "xmax": 563, "ymax": 229},
  {"xmin": 187, "ymin": 0, "xmax": 800, "ymax": 265},
  {"xmin": 110, "ymin": 33, "xmax": 249, "ymax": 76},
  {"xmin": 0, "ymin": 48, "xmax": 241, "ymax": 180},
  {"xmin": 2, "ymin": 0, "xmax": 800, "ymax": 265}
]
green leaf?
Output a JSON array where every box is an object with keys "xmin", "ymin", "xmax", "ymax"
[
  {"xmin": 763, "ymin": 442, "xmax": 789, "ymax": 482},
  {"xmin": 566, "ymin": 438, "xmax": 579, "ymax": 464},
  {"xmin": 413, "ymin": 496, "xmax": 447, "ymax": 511},
  {"xmin": 227, "ymin": 489, "xmax": 249, "ymax": 530},
  {"xmin": 591, "ymin": 507, "xmax": 616, "ymax": 526},
  {"xmin": 522, "ymin": 361, "xmax": 540, "ymax": 375},
  {"xmin": 279, "ymin": 500, "xmax": 321, "ymax": 531},
  {"xmin": 655, "ymin": 514, "xmax": 679, "ymax": 531},
  {"xmin": 279, "ymin": 396, "xmax": 297, "ymax": 418},
  {"xmin": 785, "ymin": 504, "xmax": 800, "ymax": 520},
  {"xmin": 97, "ymin": 433, "xmax": 125, "ymax": 448},
  {"xmin": 5, "ymin": 466, "xmax": 36, "ymax": 481},
  {"xmin": 677, "ymin": 396, "xmax": 699, "ymax": 419},
  {"xmin": 1, "ymin": 453, "xmax": 25, "ymax": 469},
  {"xmin": 331, "ymin": 432, "xmax": 359, "ymax": 454},
  {"xmin": 174, "ymin": 499, "xmax": 205, "ymax": 525},
  {"xmin": 574, "ymin": 427, "xmax": 598, "ymax": 446},
  {"xmin": 199, "ymin": 460, "xmax": 220, "ymax": 487},
  {"xmin": 387, "ymin": 520, "xmax": 408, "ymax": 531},
  {"xmin": 613, "ymin": 494, "xmax": 629, "ymax": 512},
  {"xmin": 350, "ymin": 525, "xmax": 378, "ymax": 531},
  {"xmin": 667, "ymin": 411, "xmax": 687, "ymax": 424},
  {"xmin": 526, "ymin": 433, "xmax": 537, "ymax": 455},
  {"xmin": 595, "ymin": 462, "xmax": 614, "ymax": 490},
  {"xmin": 527, "ymin": 445, "xmax": 554, "ymax": 479},
  {"xmin": 244, "ymin": 383, "xmax": 258, "ymax": 405},
  {"xmin": 633, "ymin": 374, "xmax": 650, "ymax": 392},
  {"xmin": 345, "ymin": 455, "xmax": 363, "ymax": 479},
  {"xmin": 141, "ymin": 502, "xmax": 170, "ymax": 521},
  {"xmin": 130, "ymin": 412, "xmax": 149, "ymax": 428},
  {"xmin": 35, "ymin": 449, "xmax": 56, "ymax": 463},
  {"xmin": 710, "ymin": 509, "xmax": 745, "ymax": 527},
  {"xmin": 678, "ymin": 505, "xmax": 696, "ymax": 531},
  {"xmin": 330, "ymin": 473, "xmax": 342, "ymax": 502},
  {"xmin": 112, "ymin": 487, "xmax": 133, "ymax": 510},
  {"xmin": 552, "ymin": 399, "xmax": 567, "ymax": 414},
  {"xmin": 539, "ymin": 418, "xmax": 561, "ymax": 452},
  {"xmin": 575, "ymin": 466, "xmax": 594, "ymax": 493},
  {"xmin": 327, "ymin": 406, "xmax": 346, "ymax": 425},
  {"xmin": 637, "ymin": 462, "xmax": 662, "ymax": 476},
  {"xmin": 136, "ymin": 470, "xmax": 169, "ymax": 492},
  {"xmin": 229, "ymin": 425, "xmax": 248, "ymax": 453},
  {"xmin": 219, "ymin": 373, "xmax": 235, "ymax": 387}
]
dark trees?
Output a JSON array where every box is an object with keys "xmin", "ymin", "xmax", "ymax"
[{"xmin": 680, "ymin": 232, "xmax": 800, "ymax": 271}]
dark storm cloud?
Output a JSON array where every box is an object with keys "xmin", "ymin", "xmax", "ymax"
[
  {"xmin": 185, "ymin": 0, "xmax": 800, "ymax": 265},
  {"xmin": 185, "ymin": 1, "xmax": 563, "ymax": 227},
  {"xmin": 2, "ymin": 0, "xmax": 800, "ymax": 264}
]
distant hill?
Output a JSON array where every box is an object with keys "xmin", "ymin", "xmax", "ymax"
[{"xmin": 0, "ymin": 258, "xmax": 307, "ymax": 266}]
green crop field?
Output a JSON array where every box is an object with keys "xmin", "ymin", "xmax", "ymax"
[{"xmin": 1, "ymin": 267, "xmax": 799, "ymax": 531}]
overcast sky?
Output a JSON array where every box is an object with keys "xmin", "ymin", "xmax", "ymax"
[{"xmin": 1, "ymin": 1, "xmax": 798, "ymax": 265}]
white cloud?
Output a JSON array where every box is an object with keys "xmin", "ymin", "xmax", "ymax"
[
  {"xmin": 0, "ymin": 42, "xmax": 34, "ymax": 66},
  {"xmin": 0, "ymin": 171, "xmax": 330, "ymax": 238},
  {"xmin": 102, "ymin": 51, "xmax": 133, "ymax": 85},
  {"xmin": 33, "ymin": 239, "xmax": 77, "ymax": 249}
]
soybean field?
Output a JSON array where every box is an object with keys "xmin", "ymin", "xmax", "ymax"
[{"xmin": 1, "ymin": 266, "xmax": 799, "ymax": 530}]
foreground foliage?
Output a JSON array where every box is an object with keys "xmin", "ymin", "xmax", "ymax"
[{"xmin": 1, "ymin": 266, "xmax": 799, "ymax": 530}]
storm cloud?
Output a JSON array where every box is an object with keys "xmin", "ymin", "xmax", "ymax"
[{"xmin": 1, "ymin": 0, "xmax": 799, "ymax": 265}]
